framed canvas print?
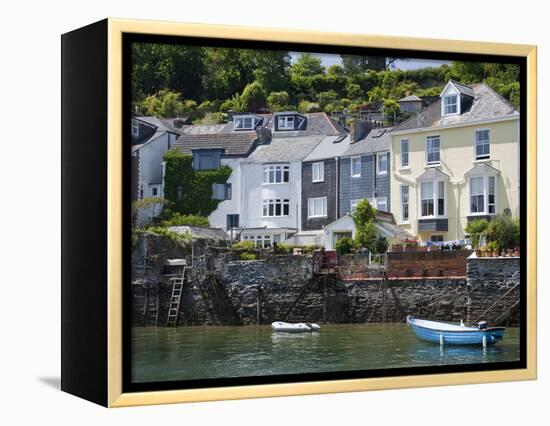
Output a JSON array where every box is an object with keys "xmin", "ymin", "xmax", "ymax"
[{"xmin": 61, "ymin": 18, "xmax": 537, "ymax": 407}]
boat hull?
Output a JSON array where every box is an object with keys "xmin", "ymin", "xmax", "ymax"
[
  {"xmin": 407, "ymin": 317, "xmax": 505, "ymax": 346},
  {"xmin": 271, "ymin": 321, "xmax": 320, "ymax": 333}
]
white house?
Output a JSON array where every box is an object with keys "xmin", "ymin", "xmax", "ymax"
[
  {"xmin": 171, "ymin": 115, "xmax": 272, "ymax": 232},
  {"xmin": 131, "ymin": 116, "xmax": 179, "ymax": 226},
  {"xmin": 238, "ymin": 112, "xmax": 347, "ymax": 246}
]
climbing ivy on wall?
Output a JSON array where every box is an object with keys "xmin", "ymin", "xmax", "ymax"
[{"xmin": 163, "ymin": 150, "xmax": 232, "ymax": 216}]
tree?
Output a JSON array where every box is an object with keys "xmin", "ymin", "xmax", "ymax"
[
  {"xmin": 335, "ymin": 237, "xmax": 356, "ymax": 255},
  {"xmin": 267, "ymin": 91, "xmax": 290, "ymax": 111},
  {"xmin": 238, "ymin": 81, "xmax": 267, "ymax": 112},
  {"xmin": 351, "ymin": 199, "xmax": 376, "ymax": 228},
  {"xmin": 318, "ymin": 90, "xmax": 338, "ymax": 109},
  {"xmin": 253, "ymin": 51, "xmax": 292, "ymax": 94},
  {"xmin": 291, "ymin": 53, "xmax": 325, "ymax": 77},
  {"xmin": 465, "ymin": 219, "xmax": 489, "ymax": 248},
  {"xmin": 140, "ymin": 89, "xmax": 197, "ymax": 117},
  {"xmin": 383, "ymin": 99, "xmax": 401, "ymax": 124},
  {"xmin": 346, "ymin": 83, "xmax": 363, "ymax": 100},
  {"xmin": 355, "ymin": 222, "xmax": 378, "ymax": 252},
  {"xmin": 486, "ymin": 215, "xmax": 520, "ymax": 251}
]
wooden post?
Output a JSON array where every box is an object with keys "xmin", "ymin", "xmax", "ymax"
[{"xmin": 256, "ymin": 286, "xmax": 262, "ymax": 325}]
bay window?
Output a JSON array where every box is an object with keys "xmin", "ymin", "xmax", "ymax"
[
  {"xmin": 469, "ymin": 175, "xmax": 497, "ymax": 215},
  {"xmin": 420, "ymin": 180, "xmax": 446, "ymax": 218},
  {"xmin": 401, "ymin": 185, "xmax": 409, "ymax": 222}
]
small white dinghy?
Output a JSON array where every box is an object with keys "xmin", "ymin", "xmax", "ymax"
[{"xmin": 271, "ymin": 321, "xmax": 321, "ymax": 333}]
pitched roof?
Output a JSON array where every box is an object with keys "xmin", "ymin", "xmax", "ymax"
[
  {"xmin": 341, "ymin": 127, "xmax": 393, "ymax": 156},
  {"xmin": 268, "ymin": 112, "xmax": 346, "ymax": 138},
  {"xmin": 398, "ymin": 95, "xmax": 423, "ymax": 102},
  {"xmin": 246, "ymin": 135, "xmax": 326, "ymax": 163},
  {"xmin": 135, "ymin": 116, "xmax": 187, "ymax": 135},
  {"xmin": 303, "ymin": 135, "xmax": 352, "ymax": 162},
  {"xmin": 391, "ymin": 83, "xmax": 518, "ymax": 133},
  {"xmin": 173, "ymin": 131, "xmax": 259, "ymax": 156},
  {"xmin": 448, "ymin": 79, "xmax": 475, "ymax": 97},
  {"xmin": 416, "ymin": 167, "xmax": 450, "ymax": 182},
  {"xmin": 464, "ymin": 162, "xmax": 501, "ymax": 177}
]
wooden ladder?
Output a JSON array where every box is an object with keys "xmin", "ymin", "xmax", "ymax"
[{"xmin": 166, "ymin": 267, "xmax": 187, "ymax": 327}]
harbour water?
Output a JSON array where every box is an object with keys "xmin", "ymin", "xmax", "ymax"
[{"xmin": 131, "ymin": 324, "xmax": 520, "ymax": 383}]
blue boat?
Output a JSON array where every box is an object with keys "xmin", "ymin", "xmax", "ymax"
[{"xmin": 406, "ymin": 316, "xmax": 505, "ymax": 347}]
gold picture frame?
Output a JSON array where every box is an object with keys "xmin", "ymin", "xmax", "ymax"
[{"xmin": 61, "ymin": 18, "xmax": 537, "ymax": 407}]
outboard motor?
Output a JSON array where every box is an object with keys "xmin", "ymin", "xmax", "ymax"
[{"xmin": 477, "ymin": 321, "xmax": 489, "ymax": 330}]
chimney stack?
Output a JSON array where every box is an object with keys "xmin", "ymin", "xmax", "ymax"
[
  {"xmin": 256, "ymin": 127, "xmax": 272, "ymax": 145},
  {"xmin": 350, "ymin": 119, "xmax": 376, "ymax": 142}
]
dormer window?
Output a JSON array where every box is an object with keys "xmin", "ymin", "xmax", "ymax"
[
  {"xmin": 274, "ymin": 113, "xmax": 305, "ymax": 131},
  {"xmin": 443, "ymin": 94, "xmax": 458, "ymax": 115},
  {"xmin": 233, "ymin": 115, "xmax": 260, "ymax": 130},
  {"xmin": 278, "ymin": 116, "xmax": 295, "ymax": 130}
]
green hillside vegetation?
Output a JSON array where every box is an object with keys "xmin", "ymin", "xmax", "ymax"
[{"xmin": 132, "ymin": 43, "xmax": 520, "ymax": 122}]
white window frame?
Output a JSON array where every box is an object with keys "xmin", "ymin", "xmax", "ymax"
[
  {"xmin": 426, "ymin": 135, "xmax": 441, "ymax": 166},
  {"xmin": 262, "ymin": 164, "xmax": 290, "ymax": 184},
  {"xmin": 131, "ymin": 120, "xmax": 140, "ymax": 137},
  {"xmin": 312, "ymin": 161, "xmax": 324, "ymax": 183},
  {"xmin": 419, "ymin": 180, "xmax": 447, "ymax": 218},
  {"xmin": 400, "ymin": 139, "xmax": 409, "ymax": 168},
  {"xmin": 351, "ymin": 156, "xmax": 361, "ymax": 178},
  {"xmin": 474, "ymin": 129, "xmax": 491, "ymax": 161},
  {"xmin": 469, "ymin": 175, "xmax": 498, "ymax": 216},
  {"xmin": 262, "ymin": 199, "xmax": 290, "ymax": 217},
  {"xmin": 401, "ymin": 185, "xmax": 409, "ymax": 223},
  {"xmin": 377, "ymin": 152, "xmax": 388, "ymax": 175},
  {"xmin": 375, "ymin": 197, "xmax": 388, "ymax": 212},
  {"xmin": 233, "ymin": 115, "xmax": 255, "ymax": 130},
  {"xmin": 443, "ymin": 94, "xmax": 458, "ymax": 116},
  {"xmin": 308, "ymin": 197, "xmax": 327, "ymax": 218},
  {"xmin": 277, "ymin": 116, "xmax": 295, "ymax": 130}
]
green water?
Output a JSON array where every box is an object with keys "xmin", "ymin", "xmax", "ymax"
[{"xmin": 131, "ymin": 324, "xmax": 520, "ymax": 383}]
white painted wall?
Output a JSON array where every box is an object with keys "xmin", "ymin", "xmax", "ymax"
[
  {"xmin": 208, "ymin": 157, "xmax": 243, "ymax": 229},
  {"xmin": 241, "ymin": 161, "xmax": 302, "ymax": 231},
  {"xmin": 135, "ymin": 132, "xmax": 176, "ymax": 225}
]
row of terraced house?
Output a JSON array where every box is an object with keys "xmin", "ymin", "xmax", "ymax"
[{"xmin": 131, "ymin": 80, "xmax": 520, "ymax": 249}]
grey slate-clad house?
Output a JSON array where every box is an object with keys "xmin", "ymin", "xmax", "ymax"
[
  {"xmin": 301, "ymin": 134, "xmax": 350, "ymax": 231},
  {"xmin": 338, "ymin": 126, "xmax": 393, "ymax": 217}
]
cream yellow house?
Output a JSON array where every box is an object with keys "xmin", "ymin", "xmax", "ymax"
[{"xmin": 389, "ymin": 80, "xmax": 520, "ymax": 244}]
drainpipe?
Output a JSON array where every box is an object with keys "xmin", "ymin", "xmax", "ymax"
[
  {"xmin": 455, "ymin": 183, "xmax": 460, "ymax": 241},
  {"xmin": 335, "ymin": 157, "xmax": 339, "ymax": 218}
]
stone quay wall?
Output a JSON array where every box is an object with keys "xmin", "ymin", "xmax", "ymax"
[{"xmin": 132, "ymin": 247, "xmax": 521, "ymax": 326}]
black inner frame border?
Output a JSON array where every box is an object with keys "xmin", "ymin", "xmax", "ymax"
[{"xmin": 122, "ymin": 32, "xmax": 528, "ymax": 394}]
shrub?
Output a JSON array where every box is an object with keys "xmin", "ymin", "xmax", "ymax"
[
  {"xmin": 239, "ymin": 253, "xmax": 257, "ymax": 261},
  {"xmin": 161, "ymin": 213, "xmax": 210, "ymax": 227},
  {"xmin": 465, "ymin": 219, "xmax": 489, "ymax": 248},
  {"xmin": 336, "ymin": 237, "xmax": 356, "ymax": 255},
  {"xmin": 374, "ymin": 237, "xmax": 389, "ymax": 254},
  {"xmin": 145, "ymin": 226, "xmax": 190, "ymax": 245},
  {"xmin": 486, "ymin": 215, "xmax": 520, "ymax": 251},
  {"xmin": 232, "ymin": 240, "xmax": 256, "ymax": 251}
]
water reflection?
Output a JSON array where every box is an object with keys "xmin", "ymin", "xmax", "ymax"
[{"xmin": 132, "ymin": 324, "xmax": 520, "ymax": 383}]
